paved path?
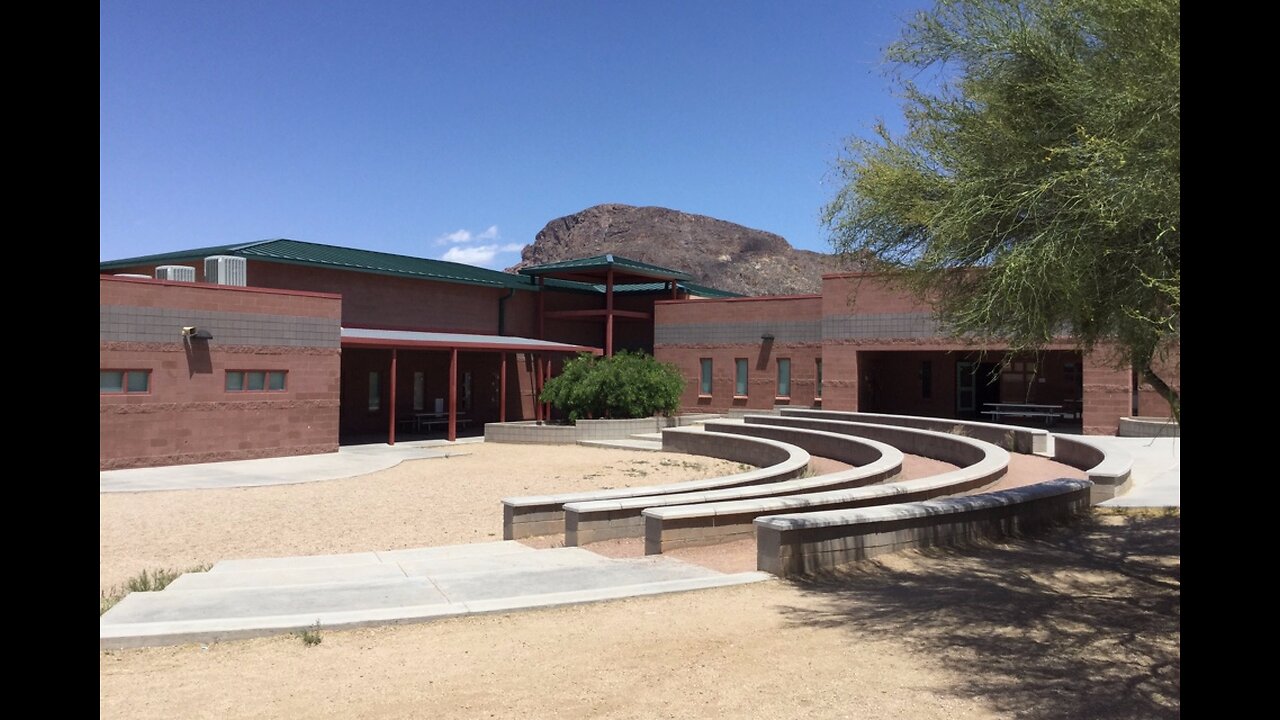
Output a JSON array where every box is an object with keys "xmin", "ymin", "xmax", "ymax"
[
  {"xmin": 99, "ymin": 541, "xmax": 769, "ymax": 649},
  {"xmin": 100, "ymin": 438, "xmax": 482, "ymax": 493},
  {"xmin": 1092, "ymin": 436, "xmax": 1181, "ymax": 508}
]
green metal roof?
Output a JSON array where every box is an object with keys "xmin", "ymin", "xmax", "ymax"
[
  {"xmin": 100, "ymin": 239, "xmax": 539, "ymax": 291},
  {"xmin": 100, "ymin": 239, "xmax": 738, "ymax": 296},
  {"xmin": 518, "ymin": 254, "xmax": 694, "ymax": 282}
]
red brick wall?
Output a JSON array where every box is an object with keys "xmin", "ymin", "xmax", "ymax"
[
  {"xmin": 822, "ymin": 273, "xmax": 935, "ymax": 315},
  {"xmin": 246, "ymin": 261, "xmax": 511, "ymax": 333},
  {"xmin": 1082, "ymin": 350, "xmax": 1132, "ymax": 435},
  {"xmin": 100, "ymin": 277, "xmax": 341, "ymax": 469},
  {"xmin": 1137, "ymin": 346, "xmax": 1180, "ymax": 418},
  {"xmin": 656, "ymin": 296, "xmax": 823, "ymax": 413}
]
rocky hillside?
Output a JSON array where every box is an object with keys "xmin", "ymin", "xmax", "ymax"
[{"xmin": 507, "ymin": 204, "xmax": 849, "ymax": 296}]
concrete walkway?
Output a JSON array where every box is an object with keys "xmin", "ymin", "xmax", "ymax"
[
  {"xmin": 99, "ymin": 541, "xmax": 770, "ymax": 649},
  {"xmin": 1093, "ymin": 436, "xmax": 1181, "ymax": 508},
  {"xmin": 100, "ymin": 438, "xmax": 483, "ymax": 493}
]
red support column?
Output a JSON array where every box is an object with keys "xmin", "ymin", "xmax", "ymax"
[
  {"xmin": 605, "ymin": 267, "xmax": 614, "ymax": 357},
  {"xmin": 499, "ymin": 352, "xmax": 508, "ymax": 423},
  {"xmin": 388, "ymin": 348, "xmax": 398, "ymax": 446},
  {"xmin": 670, "ymin": 279, "xmax": 678, "ymax": 299},
  {"xmin": 448, "ymin": 347, "xmax": 458, "ymax": 442},
  {"xmin": 533, "ymin": 352, "xmax": 543, "ymax": 422}
]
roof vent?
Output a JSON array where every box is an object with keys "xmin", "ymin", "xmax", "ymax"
[
  {"xmin": 155, "ymin": 265, "xmax": 196, "ymax": 282},
  {"xmin": 204, "ymin": 255, "xmax": 247, "ymax": 286}
]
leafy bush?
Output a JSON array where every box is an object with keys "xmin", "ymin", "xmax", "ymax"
[{"xmin": 539, "ymin": 350, "xmax": 684, "ymax": 422}]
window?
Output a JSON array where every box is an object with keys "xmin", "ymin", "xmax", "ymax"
[
  {"xmin": 815, "ymin": 359, "xmax": 823, "ymax": 399},
  {"xmin": 776, "ymin": 358, "xmax": 791, "ymax": 398},
  {"xmin": 921, "ymin": 361, "xmax": 932, "ymax": 399},
  {"xmin": 101, "ymin": 369, "xmax": 150, "ymax": 394},
  {"xmin": 463, "ymin": 371, "xmax": 473, "ymax": 413},
  {"xmin": 413, "ymin": 372, "xmax": 425, "ymax": 411},
  {"xmin": 735, "ymin": 358, "xmax": 748, "ymax": 397},
  {"xmin": 369, "ymin": 371, "xmax": 380, "ymax": 411},
  {"xmin": 225, "ymin": 370, "xmax": 287, "ymax": 392},
  {"xmin": 699, "ymin": 358, "xmax": 713, "ymax": 396}
]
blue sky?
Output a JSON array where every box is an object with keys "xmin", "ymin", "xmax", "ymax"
[{"xmin": 101, "ymin": 0, "xmax": 930, "ymax": 268}]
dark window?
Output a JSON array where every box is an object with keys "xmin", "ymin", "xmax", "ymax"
[
  {"xmin": 699, "ymin": 358, "xmax": 713, "ymax": 395},
  {"xmin": 815, "ymin": 359, "xmax": 823, "ymax": 399},
  {"xmin": 101, "ymin": 369, "xmax": 150, "ymax": 394},
  {"xmin": 735, "ymin": 358, "xmax": 748, "ymax": 397},
  {"xmin": 921, "ymin": 361, "xmax": 932, "ymax": 399},
  {"xmin": 777, "ymin": 358, "xmax": 791, "ymax": 398},
  {"xmin": 226, "ymin": 371, "xmax": 287, "ymax": 392}
]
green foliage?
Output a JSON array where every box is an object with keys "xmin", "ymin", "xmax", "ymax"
[
  {"xmin": 824, "ymin": 0, "xmax": 1179, "ymax": 419},
  {"xmin": 539, "ymin": 350, "xmax": 684, "ymax": 422},
  {"xmin": 298, "ymin": 621, "xmax": 323, "ymax": 647}
]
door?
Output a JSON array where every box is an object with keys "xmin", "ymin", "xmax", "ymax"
[{"xmin": 957, "ymin": 361, "xmax": 976, "ymax": 416}]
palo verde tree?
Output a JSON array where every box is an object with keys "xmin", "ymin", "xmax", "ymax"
[
  {"xmin": 824, "ymin": 0, "xmax": 1179, "ymax": 420},
  {"xmin": 539, "ymin": 350, "xmax": 684, "ymax": 422}
]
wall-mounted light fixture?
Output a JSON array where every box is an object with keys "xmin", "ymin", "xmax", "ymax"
[{"xmin": 182, "ymin": 326, "xmax": 214, "ymax": 341}]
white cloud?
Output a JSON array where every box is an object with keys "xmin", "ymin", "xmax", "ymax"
[
  {"xmin": 439, "ymin": 244, "xmax": 497, "ymax": 266},
  {"xmin": 435, "ymin": 226, "xmax": 523, "ymax": 267},
  {"xmin": 436, "ymin": 229, "xmax": 473, "ymax": 245},
  {"xmin": 436, "ymin": 225, "xmax": 501, "ymax": 245}
]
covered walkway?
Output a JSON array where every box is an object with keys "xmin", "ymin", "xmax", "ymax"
[{"xmin": 340, "ymin": 327, "xmax": 600, "ymax": 444}]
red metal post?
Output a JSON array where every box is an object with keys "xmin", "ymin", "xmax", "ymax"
[
  {"xmin": 533, "ymin": 352, "xmax": 543, "ymax": 422},
  {"xmin": 670, "ymin": 279, "xmax": 678, "ymax": 299},
  {"xmin": 388, "ymin": 348, "xmax": 397, "ymax": 446},
  {"xmin": 499, "ymin": 352, "xmax": 508, "ymax": 423},
  {"xmin": 448, "ymin": 347, "xmax": 458, "ymax": 442},
  {"xmin": 605, "ymin": 267, "xmax": 614, "ymax": 357}
]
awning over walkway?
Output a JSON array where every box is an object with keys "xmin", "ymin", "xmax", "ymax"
[
  {"xmin": 339, "ymin": 327, "xmax": 599, "ymax": 444},
  {"xmin": 340, "ymin": 327, "xmax": 601, "ymax": 355}
]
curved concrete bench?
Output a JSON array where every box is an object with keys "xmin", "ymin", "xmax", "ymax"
[
  {"xmin": 642, "ymin": 417, "xmax": 1009, "ymax": 554},
  {"xmin": 1052, "ymin": 434, "xmax": 1134, "ymax": 503},
  {"xmin": 501, "ymin": 428, "xmax": 809, "ymax": 540},
  {"xmin": 779, "ymin": 408, "xmax": 1050, "ymax": 455},
  {"xmin": 754, "ymin": 478, "xmax": 1093, "ymax": 577},
  {"xmin": 563, "ymin": 426, "xmax": 903, "ymax": 546}
]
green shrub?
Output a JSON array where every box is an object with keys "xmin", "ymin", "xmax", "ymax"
[{"xmin": 539, "ymin": 350, "xmax": 684, "ymax": 422}]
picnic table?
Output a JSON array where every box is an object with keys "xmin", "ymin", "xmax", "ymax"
[
  {"xmin": 980, "ymin": 403, "xmax": 1064, "ymax": 426},
  {"xmin": 397, "ymin": 411, "xmax": 473, "ymax": 433}
]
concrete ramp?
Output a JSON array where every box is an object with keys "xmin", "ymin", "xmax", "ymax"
[{"xmin": 100, "ymin": 541, "xmax": 768, "ymax": 649}]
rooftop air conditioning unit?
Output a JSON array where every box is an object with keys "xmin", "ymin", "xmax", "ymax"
[
  {"xmin": 155, "ymin": 265, "xmax": 196, "ymax": 282},
  {"xmin": 113, "ymin": 273, "xmax": 150, "ymax": 279},
  {"xmin": 204, "ymin": 255, "xmax": 247, "ymax": 286}
]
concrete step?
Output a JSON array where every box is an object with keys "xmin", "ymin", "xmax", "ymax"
[
  {"xmin": 174, "ymin": 547, "xmax": 619, "ymax": 592},
  {"xmin": 100, "ymin": 541, "xmax": 774, "ymax": 650},
  {"xmin": 577, "ymin": 439, "xmax": 663, "ymax": 452},
  {"xmin": 628, "ymin": 432, "xmax": 663, "ymax": 441},
  {"xmin": 210, "ymin": 541, "xmax": 534, "ymax": 574}
]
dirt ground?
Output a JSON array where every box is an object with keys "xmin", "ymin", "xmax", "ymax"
[
  {"xmin": 100, "ymin": 444, "xmax": 746, "ymax": 594},
  {"xmin": 99, "ymin": 511, "xmax": 1179, "ymax": 720},
  {"xmin": 100, "ymin": 443, "xmax": 1176, "ymax": 719}
]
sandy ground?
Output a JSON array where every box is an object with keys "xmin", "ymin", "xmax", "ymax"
[
  {"xmin": 100, "ymin": 446, "xmax": 1081, "ymax": 592},
  {"xmin": 99, "ymin": 444, "xmax": 745, "ymax": 594},
  {"xmin": 100, "ymin": 511, "xmax": 1180, "ymax": 720},
  {"xmin": 100, "ymin": 443, "xmax": 1172, "ymax": 718}
]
